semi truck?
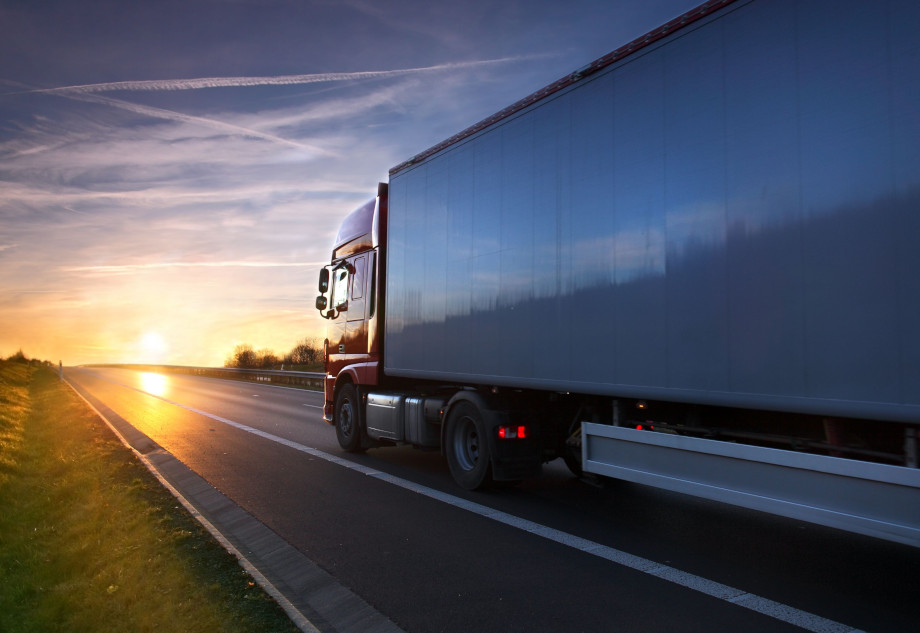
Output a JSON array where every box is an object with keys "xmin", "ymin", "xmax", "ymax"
[{"xmin": 315, "ymin": 0, "xmax": 920, "ymax": 546}]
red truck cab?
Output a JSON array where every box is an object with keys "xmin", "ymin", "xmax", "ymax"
[{"xmin": 316, "ymin": 183, "xmax": 387, "ymax": 425}]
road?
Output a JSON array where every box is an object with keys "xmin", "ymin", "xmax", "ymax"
[{"xmin": 65, "ymin": 367, "xmax": 918, "ymax": 633}]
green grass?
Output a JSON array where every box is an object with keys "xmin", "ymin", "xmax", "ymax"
[{"xmin": 0, "ymin": 360, "xmax": 301, "ymax": 633}]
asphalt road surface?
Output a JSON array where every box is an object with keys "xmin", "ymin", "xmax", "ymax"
[{"xmin": 65, "ymin": 367, "xmax": 918, "ymax": 633}]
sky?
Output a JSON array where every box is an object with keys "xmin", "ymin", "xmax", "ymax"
[{"xmin": 0, "ymin": 0, "xmax": 700, "ymax": 367}]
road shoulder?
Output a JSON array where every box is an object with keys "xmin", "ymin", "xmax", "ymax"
[{"xmin": 65, "ymin": 371, "xmax": 403, "ymax": 633}]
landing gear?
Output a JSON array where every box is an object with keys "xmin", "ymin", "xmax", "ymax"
[{"xmin": 562, "ymin": 419, "xmax": 583, "ymax": 478}]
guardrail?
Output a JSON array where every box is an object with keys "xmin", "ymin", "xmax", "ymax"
[{"xmin": 88, "ymin": 364, "xmax": 325, "ymax": 390}]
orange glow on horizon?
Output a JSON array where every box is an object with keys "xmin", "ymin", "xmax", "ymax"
[{"xmin": 1, "ymin": 280, "xmax": 327, "ymax": 366}]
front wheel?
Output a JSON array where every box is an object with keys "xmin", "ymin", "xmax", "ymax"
[
  {"xmin": 334, "ymin": 383, "xmax": 364, "ymax": 452},
  {"xmin": 445, "ymin": 401, "xmax": 492, "ymax": 490}
]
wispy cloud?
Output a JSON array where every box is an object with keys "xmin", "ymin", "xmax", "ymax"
[
  {"xmin": 63, "ymin": 261, "xmax": 323, "ymax": 275},
  {"xmin": 28, "ymin": 59, "xmax": 525, "ymax": 95},
  {"xmin": 11, "ymin": 289, "xmax": 68, "ymax": 294}
]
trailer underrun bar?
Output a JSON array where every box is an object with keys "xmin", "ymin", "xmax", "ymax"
[{"xmin": 582, "ymin": 423, "xmax": 920, "ymax": 547}]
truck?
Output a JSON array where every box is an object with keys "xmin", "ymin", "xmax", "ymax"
[{"xmin": 315, "ymin": 0, "xmax": 920, "ymax": 546}]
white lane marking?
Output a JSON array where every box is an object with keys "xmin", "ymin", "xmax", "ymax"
[
  {"xmin": 303, "ymin": 404, "xmax": 323, "ymax": 409},
  {"xmin": 83, "ymin": 369, "xmax": 865, "ymax": 633}
]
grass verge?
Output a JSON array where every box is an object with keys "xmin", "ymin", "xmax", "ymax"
[{"xmin": 0, "ymin": 360, "xmax": 301, "ymax": 633}]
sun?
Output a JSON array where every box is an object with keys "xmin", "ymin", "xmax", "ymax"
[{"xmin": 139, "ymin": 331, "xmax": 168, "ymax": 362}]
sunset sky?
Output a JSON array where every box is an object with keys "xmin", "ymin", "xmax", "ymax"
[{"xmin": 1, "ymin": 0, "xmax": 699, "ymax": 367}]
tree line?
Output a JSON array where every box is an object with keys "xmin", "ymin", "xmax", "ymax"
[
  {"xmin": 2, "ymin": 349, "xmax": 51, "ymax": 367},
  {"xmin": 224, "ymin": 337, "xmax": 323, "ymax": 370}
]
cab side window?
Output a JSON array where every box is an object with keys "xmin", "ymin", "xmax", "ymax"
[
  {"xmin": 332, "ymin": 267, "xmax": 349, "ymax": 310},
  {"xmin": 352, "ymin": 256, "xmax": 366, "ymax": 301}
]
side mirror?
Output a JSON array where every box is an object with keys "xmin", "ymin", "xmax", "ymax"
[
  {"xmin": 336, "ymin": 299, "xmax": 348, "ymax": 312},
  {"xmin": 315, "ymin": 295, "xmax": 327, "ymax": 311},
  {"xmin": 318, "ymin": 268, "xmax": 330, "ymax": 293}
]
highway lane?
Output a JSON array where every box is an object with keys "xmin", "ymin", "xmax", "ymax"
[{"xmin": 65, "ymin": 367, "xmax": 919, "ymax": 633}]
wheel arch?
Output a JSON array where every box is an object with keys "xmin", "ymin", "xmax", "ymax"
[{"xmin": 331, "ymin": 367, "xmax": 361, "ymax": 414}]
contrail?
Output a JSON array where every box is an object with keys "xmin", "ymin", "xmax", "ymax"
[
  {"xmin": 21, "ymin": 57, "xmax": 537, "ymax": 152},
  {"xmin": 64, "ymin": 92, "xmax": 330, "ymax": 153},
  {"xmin": 29, "ymin": 58, "xmax": 525, "ymax": 95}
]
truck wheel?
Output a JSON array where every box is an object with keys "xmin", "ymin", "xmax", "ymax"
[
  {"xmin": 445, "ymin": 401, "xmax": 492, "ymax": 490},
  {"xmin": 335, "ymin": 383, "xmax": 364, "ymax": 452}
]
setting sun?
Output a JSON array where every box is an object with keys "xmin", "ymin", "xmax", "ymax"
[{"xmin": 139, "ymin": 332, "xmax": 168, "ymax": 363}]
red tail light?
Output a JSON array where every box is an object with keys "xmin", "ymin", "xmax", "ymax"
[{"xmin": 498, "ymin": 425, "xmax": 528, "ymax": 439}]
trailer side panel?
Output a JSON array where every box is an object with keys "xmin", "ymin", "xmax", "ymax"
[{"xmin": 385, "ymin": 0, "xmax": 920, "ymax": 423}]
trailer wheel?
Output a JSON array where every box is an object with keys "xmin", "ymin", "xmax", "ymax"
[
  {"xmin": 445, "ymin": 401, "xmax": 493, "ymax": 490},
  {"xmin": 335, "ymin": 383, "xmax": 364, "ymax": 453}
]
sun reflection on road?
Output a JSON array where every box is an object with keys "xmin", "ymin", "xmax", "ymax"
[{"xmin": 139, "ymin": 372, "xmax": 169, "ymax": 397}]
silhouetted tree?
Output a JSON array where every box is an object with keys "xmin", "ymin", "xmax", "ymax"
[
  {"xmin": 226, "ymin": 339, "xmax": 322, "ymax": 370},
  {"xmin": 288, "ymin": 337, "xmax": 321, "ymax": 366},
  {"xmin": 257, "ymin": 349, "xmax": 279, "ymax": 369},
  {"xmin": 226, "ymin": 344, "xmax": 258, "ymax": 369}
]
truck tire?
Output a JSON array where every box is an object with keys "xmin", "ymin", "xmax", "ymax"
[
  {"xmin": 335, "ymin": 383, "xmax": 364, "ymax": 452},
  {"xmin": 445, "ymin": 401, "xmax": 492, "ymax": 490}
]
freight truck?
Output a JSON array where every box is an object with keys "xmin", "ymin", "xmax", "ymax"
[{"xmin": 315, "ymin": 0, "xmax": 920, "ymax": 545}]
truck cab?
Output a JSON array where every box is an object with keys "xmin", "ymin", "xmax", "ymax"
[{"xmin": 315, "ymin": 183, "xmax": 387, "ymax": 426}]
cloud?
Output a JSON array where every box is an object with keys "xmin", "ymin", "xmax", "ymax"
[
  {"xmin": 242, "ymin": 79, "xmax": 416, "ymax": 135},
  {"xmin": 10, "ymin": 289, "xmax": 67, "ymax": 294},
  {"xmin": 63, "ymin": 261, "xmax": 322, "ymax": 276}
]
